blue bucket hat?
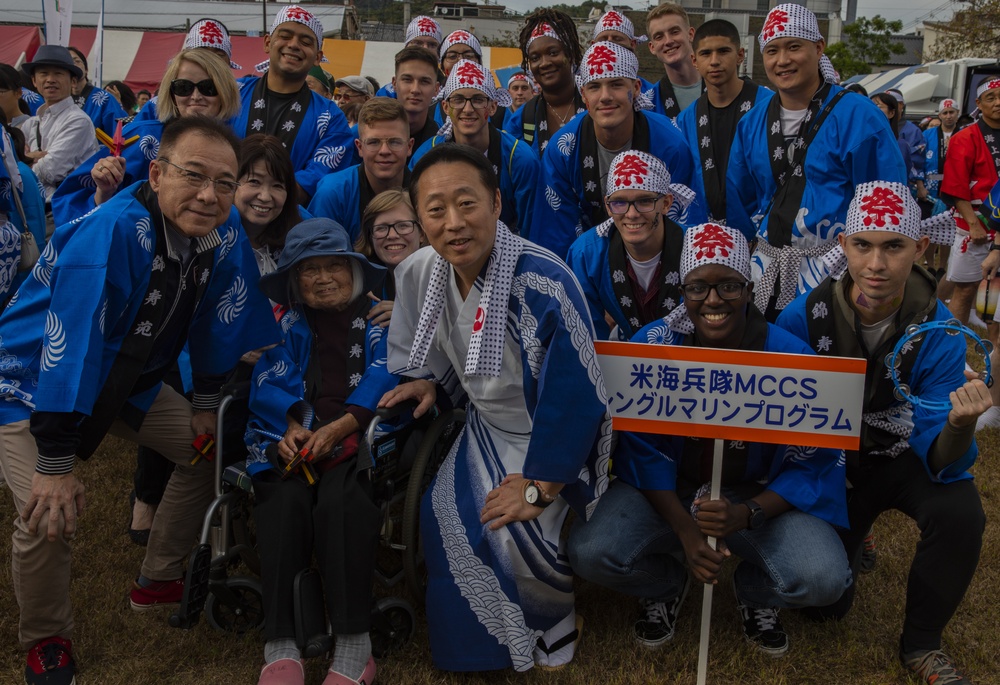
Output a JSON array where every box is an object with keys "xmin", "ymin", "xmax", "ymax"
[{"xmin": 259, "ymin": 218, "xmax": 385, "ymax": 306}]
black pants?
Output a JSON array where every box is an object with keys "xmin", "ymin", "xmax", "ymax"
[
  {"xmin": 815, "ymin": 450, "xmax": 985, "ymax": 652},
  {"xmin": 254, "ymin": 456, "xmax": 380, "ymax": 640}
]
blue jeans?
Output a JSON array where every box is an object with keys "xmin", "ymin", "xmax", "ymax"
[{"xmin": 568, "ymin": 479, "xmax": 852, "ymax": 609}]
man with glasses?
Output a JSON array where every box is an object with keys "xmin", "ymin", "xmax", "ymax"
[
  {"xmin": 409, "ymin": 60, "xmax": 540, "ymax": 235},
  {"xmin": 567, "ymin": 151, "xmax": 685, "ymax": 341},
  {"xmin": 0, "ymin": 116, "xmax": 279, "ymax": 685},
  {"xmin": 334, "ymin": 75, "xmax": 373, "ymax": 113},
  {"xmin": 569, "ymin": 221, "xmax": 850, "ymax": 655},
  {"xmin": 531, "ymin": 40, "xmax": 702, "ymax": 260},
  {"xmin": 309, "ymin": 98, "xmax": 413, "ymax": 241},
  {"xmin": 233, "ymin": 5, "xmax": 353, "ymax": 204}
]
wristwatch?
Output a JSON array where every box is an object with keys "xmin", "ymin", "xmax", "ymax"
[
  {"xmin": 523, "ymin": 480, "xmax": 553, "ymax": 508},
  {"xmin": 744, "ymin": 500, "xmax": 766, "ymax": 530},
  {"xmin": 989, "ymin": 242, "xmax": 1000, "ymax": 252}
]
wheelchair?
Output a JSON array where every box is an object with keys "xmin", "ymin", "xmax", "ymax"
[{"xmin": 168, "ymin": 381, "xmax": 465, "ymax": 659}]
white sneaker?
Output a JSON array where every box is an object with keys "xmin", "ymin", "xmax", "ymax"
[
  {"xmin": 968, "ymin": 310, "xmax": 988, "ymax": 330},
  {"xmin": 976, "ymin": 405, "xmax": 1000, "ymax": 432}
]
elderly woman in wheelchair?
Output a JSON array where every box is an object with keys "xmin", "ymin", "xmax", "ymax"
[{"xmin": 245, "ymin": 217, "xmax": 398, "ymax": 685}]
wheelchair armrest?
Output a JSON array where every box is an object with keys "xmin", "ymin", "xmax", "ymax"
[
  {"xmin": 220, "ymin": 380, "xmax": 252, "ymax": 403},
  {"xmin": 374, "ymin": 400, "xmax": 419, "ymax": 423}
]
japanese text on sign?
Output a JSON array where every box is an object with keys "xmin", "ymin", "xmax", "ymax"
[{"xmin": 595, "ymin": 342, "xmax": 866, "ymax": 450}]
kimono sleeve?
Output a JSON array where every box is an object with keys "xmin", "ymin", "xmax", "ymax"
[
  {"xmin": 565, "ymin": 231, "xmax": 612, "ymax": 341},
  {"xmin": 247, "ymin": 329, "xmax": 309, "ymax": 438},
  {"xmin": 509, "ymin": 137, "xmax": 540, "ymax": 235},
  {"xmin": 725, "ymin": 119, "xmax": 763, "ymax": 241},
  {"xmin": 518, "ymin": 258, "xmax": 607, "ymax": 484},
  {"xmin": 907, "ymin": 325, "xmax": 978, "ymax": 482},
  {"xmin": 187, "ymin": 222, "xmax": 281, "ymax": 382},
  {"xmin": 295, "ymin": 98, "xmax": 354, "ymax": 199},
  {"xmin": 765, "ymin": 442, "xmax": 848, "ymax": 528},
  {"xmin": 529, "ymin": 128, "xmax": 584, "ymax": 260}
]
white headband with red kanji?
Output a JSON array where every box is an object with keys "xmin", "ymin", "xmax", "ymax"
[
  {"xmin": 845, "ymin": 181, "xmax": 921, "ymax": 241},
  {"xmin": 680, "ymin": 223, "xmax": 751, "ymax": 282},
  {"xmin": 758, "ymin": 4, "xmax": 839, "ymax": 84},
  {"xmin": 405, "ymin": 15, "xmax": 442, "ymax": 45},
  {"xmin": 592, "ymin": 11, "xmax": 647, "ymax": 44},
  {"xmin": 185, "ymin": 19, "xmax": 242, "ymax": 70},
  {"xmin": 439, "ymin": 30, "xmax": 483, "ymax": 61},
  {"xmin": 507, "ymin": 72, "xmax": 530, "ymax": 89},
  {"xmin": 606, "ymin": 150, "xmax": 669, "ymax": 196},
  {"xmin": 939, "ymin": 98, "xmax": 959, "ymax": 113},
  {"xmin": 527, "ymin": 21, "xmax": 561, "ymax": 52},
  {"xmin": 978, "ymin": 78, "xmax": 1000, "ymax": 99},
  {"xmin": 257, "ymin": 5, "xmax": 327, "ymax": 72},
  {"xmin": 443, "ymin": 59, "xmax": 512, "ymax": 108},
  {"xmin": 577, "ymin": 41, "xmax": 652, "ymax": 110}
]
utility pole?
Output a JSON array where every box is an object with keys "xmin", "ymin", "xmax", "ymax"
[{"xmin": 403, "ymin": 1, "xmax": 411, "ymax": 30}]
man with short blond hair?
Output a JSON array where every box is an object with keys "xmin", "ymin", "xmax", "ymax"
[
  {"xmin": 644, "ymin": 3, "xmax": 701, "ymax": 121},
  {"xmin": 309, "ymin": 97, "xmax": 413, "ymax": 240}
]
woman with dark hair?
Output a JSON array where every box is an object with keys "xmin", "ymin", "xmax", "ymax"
[
  {"xmin": 105, "ymin": 80, "xmax": 138, "ymax": 115},
  {"xmin": 247, "ymin": 218, "xmax": 396, "ymax": 685},
  {"xmin": 52, "ymin": 48, "xmax": 241, "ymax": 226},
  {"xmin": 0, "ymin": 64, "xmax": 30, "ymax": 128},
  {"xmin": 235, "ymin": 134, "xmax": 302, "ymax": 279},
  {"xmin": 505, "ymin": 8, "xmax": 586, "ymax": 155},
  {"xmin": 872, "ymin": 92, "xmax": 925, "ymax": 197},
  {"xmin": 66, "ymin": 45, "xmax": 128, "ymax": 133}
]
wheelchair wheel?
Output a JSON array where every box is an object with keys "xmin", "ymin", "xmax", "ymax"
[
  {"xmin": 370, "ymin": 598, "xmax": 415, "ymax": 658},
  {"xmin": 401, "ymin": 409, "xmax": 465, "ymax": 603},
  {"xmin": 205, "ymin": 577, "xmax": 265, "ymax": 634}
]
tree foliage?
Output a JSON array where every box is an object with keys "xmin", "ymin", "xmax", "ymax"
[
  {"xmin": 827, "ymin": 15, "xmax": 906, "ymax": 79},
  {"xmin": 928, "ymin": 0, "xmax": 1000, "ymax": 60}
]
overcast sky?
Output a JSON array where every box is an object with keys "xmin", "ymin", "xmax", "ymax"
[{"xmin": 498, "ymin": 0, "xmax": 958, "ymax": 35}]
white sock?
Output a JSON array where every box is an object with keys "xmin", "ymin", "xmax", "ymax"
[
  {"xmin": 264, "ymin": 638, "xmax": 300, "ymax": 665},
  {"xmin": 330, "ymin": 632, "xmax": 370, "ymax": 678}
]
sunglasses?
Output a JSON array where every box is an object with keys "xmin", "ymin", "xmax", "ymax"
[{"xmin": 170, "ymin": 79, "xmax": 218, "ymax": 98}]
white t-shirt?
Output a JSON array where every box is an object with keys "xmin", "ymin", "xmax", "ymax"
[{"xmin": 627, "ymin": 252, "xmax": 660, "ymax": 292}]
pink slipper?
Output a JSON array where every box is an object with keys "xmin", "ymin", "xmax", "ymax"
[
  {"xmin": 258, "ymin": 658, "xmax": 305, "ymax": 685},
  {"xmin": 322, "ymin": 655, "xmax": 376, "ymax": 685}
]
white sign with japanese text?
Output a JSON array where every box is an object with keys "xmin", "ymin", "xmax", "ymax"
[{"xmin": 596, "ymin": 342, "xmax": 866, "ymax": 450}]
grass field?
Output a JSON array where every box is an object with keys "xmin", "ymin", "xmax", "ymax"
[{"xmin": 1, "ymin": 429, "xmax": 998, "ymax": 685}]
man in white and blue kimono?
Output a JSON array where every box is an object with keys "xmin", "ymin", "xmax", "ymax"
[
  {"xmin": 726, "ymin": 3, "xmax": 906, "ymax": 320},
  {"xmin": 409, "ymin": 59, "xmax": 540, "ymax": 235},
  {"xmin": 234, "ymin": 5, "xmax": 354, "ymax": 203},
  {"xmin": 777, "ymin": 181, "xmax": 990, "ymax": 685},
  {"xmin": 921, "ymin": 98, "xmax": 960, "ymax": 278},
  {"xmin": 381, "ymin": 144, "xmax": 611, "ymax": 672},
  {"xmin": 531, "ymin": 40, "xmax": 704, "ymax": 261},
  {"xmin": 570, "ymin": 221, "xmax": 851, "ymax": 656},
  {"xmin": 0, "ymin": 117, "xmax": 280, "ymax": 685},
  {"xmin": 567, "ymin": 150, "xmax": 686, "ymax": 341}
]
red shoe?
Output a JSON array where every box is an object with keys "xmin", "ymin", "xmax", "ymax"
[
  {"xmin": 322, "ymin": 655, "xmax": 376, "ymax": 685},
  {"xmin": 258, "ymin": 658, "xmax": 305, "ymax": 685},
  {"xmin": 25, "ymin": 636, "xmax": 76, "ymax": 685},
  {"xmin": 129, "ymin": 578, "xmax": 184, "ymax": 611}
]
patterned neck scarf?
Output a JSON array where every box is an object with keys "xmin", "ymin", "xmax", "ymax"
[{"xmin": 407, "ymin": 221, "xmax": 523, "ymax": 377}]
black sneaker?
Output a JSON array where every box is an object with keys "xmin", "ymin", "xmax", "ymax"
[
  {"xmin": 900, "ymin": 645, "xmax": 972, "ymax": 684},
  {"xmin": 860, "ymin": 525, "xmax": 877, "ymax": 573},
  {"xmin": 633, "ymin": 574, "xmax": 691, "ymax": 648},
  {"xmin": 25, "ymin": 636, "xmax": 76, "ymax": 685},
  {"xmin": 737, "ymin": 602, "xmax": 789, "ymax": 656}
]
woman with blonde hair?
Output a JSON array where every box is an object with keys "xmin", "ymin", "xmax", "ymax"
[{"xmin": 52, "ymin": 48, "xmax": 241, "ymax": 226}]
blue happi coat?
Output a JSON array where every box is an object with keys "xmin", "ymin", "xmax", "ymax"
[
  {"xmin": 0, "ymin": 181, "xmax": 279, "ymax": 426},
  {"xmin": 502, "ymin": 98, "xmax": 588, "ymax": 158},
  {"xmin": 232, "ymin": 77, "xmax": 355, "ymax": 198},
  {"xmin": 676, "ymin": 85, "xmax": 774, "ymax": 223},
  {"xmin": 0, "ymin": 127, "xmax": 23, "ymax": 300},
  {"xmin": 307, "ymin": 166, "xmax": 368, "ymax": 243},
  {"xmin": 244, "ymin": 305, "xmax": 398, "ymax": 477},
  {"xmin": 923, "ymin": 126, "xmax": 949, "ymax": 202},
  {"xmin": 726, "ymin": 87, "xmax": 907, "ymax": 291},
  {"xmin": 619, "ymin": 315, "xmax": 848, "ymax": 527},
  {"xmin": 899, "ymin": 119, "xmax": 926, "ymax": 181},
  {"xmin": 21, "ymin": 88, "xmax": 43, "ymax": 115},
  {"xmin": 79, "ymin": 86, "xmax": 128, "ymax": 134},
  {"xmin": 529, "ymin": 110, "xmax": 705, "ymax": 260},
  {"xmin": 51, "ymin": 118, "xmax": 164, "ymax": 228},
  {"xmin": 409, "ymin": 128, "xmax": 540, "ymax": 235},
  {"xmin": 641, "ymin": 77, "xmax": 693, "ymax": 122}
]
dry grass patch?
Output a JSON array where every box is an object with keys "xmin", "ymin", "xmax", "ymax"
[{"xmin": 1, "ymin": 431, "xmax": 998, "ymax": 684}]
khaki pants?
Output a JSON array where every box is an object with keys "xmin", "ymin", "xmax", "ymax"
[{"xmin": 0, "ymin": 384, "xmax": 214, "ymax": 648}]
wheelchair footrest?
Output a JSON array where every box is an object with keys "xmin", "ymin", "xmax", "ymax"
[{"xmin": 168, "ymin": 543, "xmax": 213, "ymax": 629}]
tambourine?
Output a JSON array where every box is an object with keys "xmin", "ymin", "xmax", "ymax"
[
  {"xmin": 976, "ymin": 275, "xmax": 1000, "ymax": 323},
  {"xmin": 884, "ymin": 320, "xmax": 993, "ymax": 412}
]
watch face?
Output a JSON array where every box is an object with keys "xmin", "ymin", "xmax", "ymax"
[{"xmin": 524, "ymin": 484, "xmax": 539, "ymax": 504}]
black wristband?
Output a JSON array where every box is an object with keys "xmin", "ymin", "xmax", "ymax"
[{"xmin": 989, "ymin": 243, "xmax": 1000, "ymax": 252}]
